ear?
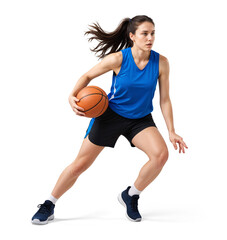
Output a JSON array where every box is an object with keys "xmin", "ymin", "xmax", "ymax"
[{"xmin": 129, "ymin": 32, "xmax": 134, "ymax": 42}]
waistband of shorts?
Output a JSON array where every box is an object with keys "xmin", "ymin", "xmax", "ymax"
[{"xmin": 107, "ymin": 106, "xmax": 151, "ymax": 120}]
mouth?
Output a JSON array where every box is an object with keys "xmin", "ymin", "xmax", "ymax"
[{"xmin": 146, "ymin": 44, "xmax": 152, "ymax": 47}]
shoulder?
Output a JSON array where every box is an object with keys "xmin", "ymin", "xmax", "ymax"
[
  {"xmin": 159, "ymin": 54, "xmax": 169, "ymax": 66},
  {"xmin": 159, "ymin": 54, "xmax": 169, "ymax": 76},
  {"xmin": 102, "ymin": 51, "xmax": 122, "ymax": 66}
]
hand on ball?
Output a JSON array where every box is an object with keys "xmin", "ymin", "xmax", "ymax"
[{"xmin": 68, "ymin": 95, "xmax": 85, "ymax": 116}]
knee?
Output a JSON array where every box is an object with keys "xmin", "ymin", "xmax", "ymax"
[
  {"xmin": 151, "ymin": 147, "xmax": 169, "ymax": 169},
  {"xmin": 69, "ymin": 160, "xmax": 87, "ymax": 178}
]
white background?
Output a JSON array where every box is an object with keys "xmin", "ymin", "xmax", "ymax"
[{"xmin": 0, "ymin": 0, "xmax": 227, "ymax": 239}]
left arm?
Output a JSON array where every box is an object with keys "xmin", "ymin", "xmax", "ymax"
[{"xmin": 158, "ymin": 55, "xmax": 188, "ymax": 153}]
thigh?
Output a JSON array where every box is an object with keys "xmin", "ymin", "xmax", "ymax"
[
  {"xmin": 131, "ymin": 127, "xmax": 168, "ymax": 159},
  {"xmin": 122, "ymin": 114, "xmax": 156, "ymax": 147},
  {"xmin": 86, "ymin": 106, "xmax": 124, "ymax": 148}
]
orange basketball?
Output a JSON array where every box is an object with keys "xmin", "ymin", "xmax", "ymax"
[{"xmin": 76, "ymin": 86, "xmax": 109, "ymax": 118}]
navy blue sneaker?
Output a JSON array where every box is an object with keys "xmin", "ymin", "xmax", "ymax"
[
  {"xmin": 118, "ymin": 186, "xmax": 142, "ymax": 222},
  {"xmin": 31, "ymin": 200, "xmax": 55, "ymax": 225}
]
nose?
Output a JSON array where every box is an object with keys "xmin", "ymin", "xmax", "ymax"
[{"xmin": 148, "ymin": 33, "xmax": 153, "ymax": 41}]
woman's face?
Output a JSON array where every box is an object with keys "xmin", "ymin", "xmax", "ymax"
[{"xmin": 130, "ymin": 21, "xmax": 155, "ymax": 51}]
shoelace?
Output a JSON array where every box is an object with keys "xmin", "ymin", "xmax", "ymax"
[
  {"xmin": 37, "ymin": 204, "xmax": 52, "ymax": 214},
  {"xmin": 131, "ymin": 196, "xmax": 139, "ymax": 211}
]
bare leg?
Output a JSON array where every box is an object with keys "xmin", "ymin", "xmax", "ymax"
[
  {"xmin": 51, "ymin": 136, "xmax": 104, "ymax": 199},
  {"xmin": 131, "ymin": 127, "xmax": 169, "ymax": 191}
]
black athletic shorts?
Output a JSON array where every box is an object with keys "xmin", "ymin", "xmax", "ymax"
[{"xmin": 84, "ymin": 106, "xmax": 157, "ymax": 148}]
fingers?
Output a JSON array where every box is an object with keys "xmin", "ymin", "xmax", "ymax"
[
  {"xmin": 172, "ymin": 140, "xmax": 178, "ymax": 150},
  {"xmin": 73, "ymin": 108, "xmax": 85, "ymax": 116},
  {"xmin": 178, "ymin": 141, "xmax": 188, "ymax": 154},
  {"xmin": 172, "ymin": 139, "xmax": 188, "ymax": 154},
  {"xmin": 180, "ymin": 142, "xmax": 184, "ymax": 153},
  {"xmin": 73, "ymin": 96, "xmax": 80, "ymax": 103},
  {"xmin": 71, "ymin": 97, "xmax": 85, "ymax": 116},
  {"xmin": 74, "ymin": 104, "xmax": 85, "ymax": 113},
  {"xmin": 170, "ymin": 133, "xmax": 188, "ymax": 154},
  {"xmin": 183, "ymin": 140, "xmax": 188, "ymax": 149},
  {"xmin": 73, "ymin": 105, "xmax": 85, "ymax": 116},
  {"xmin": 180, "ymin": 139, "xmax": 188, "ymax": 153}
]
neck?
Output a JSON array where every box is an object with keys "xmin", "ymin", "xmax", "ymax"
[{"xmin": 131, "ymin": 45, "xmax": 150, "ymax": 61}]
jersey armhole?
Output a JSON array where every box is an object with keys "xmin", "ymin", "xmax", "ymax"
[
  {"xmin": 157, "ymin": 53, "xmax": 160, "ymax": 78},
  {"xmin": 114, "ymin": 50, "xmax": 124, "ymax": 76}
]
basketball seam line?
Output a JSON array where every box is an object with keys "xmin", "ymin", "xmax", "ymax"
[
  {"xmin": 83, "ymin": 94, "xmax": 104, "ymax": 113},
  {"xmin": 79, "ymin": 93, "xmax": 108, "ymax": 101},
  {"xmin": 97, "ymin": 96, "xmax": 108, "ymax": 116},
  {"xmin": 85, "ymin": 86, "xmax": 108, "ymax": 100},
  {"xmin": 86, "ymin": 86, "xmax": 104, "ymax": 94}
]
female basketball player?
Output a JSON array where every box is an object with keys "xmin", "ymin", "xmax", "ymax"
[{"xmin": 32, "ymin": 15, "xmax": 188, "ymax": 224}]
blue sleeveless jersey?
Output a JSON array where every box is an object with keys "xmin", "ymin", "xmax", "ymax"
[{"xmin": 107, "ymin": 47, "xmax": 159, "ymax": 119}]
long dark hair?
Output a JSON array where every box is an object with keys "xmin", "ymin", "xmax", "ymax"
[{"xmin": 84, "ymin": 15, "xmax": 155, "ymax": 59}]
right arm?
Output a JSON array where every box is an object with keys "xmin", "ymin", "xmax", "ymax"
[{"xmin": 69, "ymin": 51, "xmax": 122, "ymax": 116}]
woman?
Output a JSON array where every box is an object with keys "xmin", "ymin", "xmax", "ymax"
[{"xmin": 31, "ymin": 15, "xmax": 188, "ymax": 224}]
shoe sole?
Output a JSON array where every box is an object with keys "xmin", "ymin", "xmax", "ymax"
[
  {"xmin": 31, "ymin": 214, "xmax": 54, "ymax": 225},
  {"xmin": 118, "ymin": 194, "xmax": 142, "ymax": 222}
]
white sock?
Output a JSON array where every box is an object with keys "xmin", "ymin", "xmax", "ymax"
[
  {"xmin": 48, "ymin": 195, "xmax": 58, "ymax": 205},
  {"xmin": 128, "ymin": 184, "xmax": 142, "ymax": 196}
]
